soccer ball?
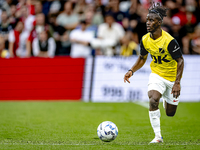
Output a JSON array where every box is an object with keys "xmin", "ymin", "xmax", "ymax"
[{"xmin": 97, "ymin": 121, "xmax": 118, "ymax": 142}]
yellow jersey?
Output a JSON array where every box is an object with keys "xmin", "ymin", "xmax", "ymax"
[{"xmin": 140, "ymin": 30, "xmax": 182, "ymax": 81}]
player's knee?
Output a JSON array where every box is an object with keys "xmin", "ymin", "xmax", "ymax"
[{"xmin": 149, "ymin": 97, "xmax": 159, "ymax": 110}]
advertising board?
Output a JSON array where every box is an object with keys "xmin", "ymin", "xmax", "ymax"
[{"xmin": 84, "ymin": 55, "xmax": 200, "ymax": 102}]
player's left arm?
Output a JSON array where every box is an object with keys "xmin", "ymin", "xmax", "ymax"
[{"xmin": 168, "ymin": 39, "xmax": 184, "ymax": 98}]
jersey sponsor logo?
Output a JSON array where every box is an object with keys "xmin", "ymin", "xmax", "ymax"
[
  {"xmin": 151, "ymin": 48, "xmax": 170, "ymax": 64},
  {"xmin": 151, "ymin": 54, "xmax": 170, "ymax": 64},
  {"xmin": 159, "ymin": 48, "xmax": 165, "ymax": 54}
]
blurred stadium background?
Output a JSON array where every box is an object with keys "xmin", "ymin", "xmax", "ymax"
[{"xmin": 0, "ymin": 0, "xmax": 200, "ymax": 149}]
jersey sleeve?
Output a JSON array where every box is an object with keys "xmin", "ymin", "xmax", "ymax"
[
  {"xmin": 140, "ymin": 40, "xmax": 148, "ymax": 56},
  {"xmin": 167, "ymin": 39, "xmax": 182, "ymax": 59}
]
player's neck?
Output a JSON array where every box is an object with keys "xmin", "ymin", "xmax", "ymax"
[{"xmin": 150, "ymin": 29, "xmax": 162, "ymax": 40}]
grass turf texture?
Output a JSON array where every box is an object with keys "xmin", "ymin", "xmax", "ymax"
[{"xmin": 0, "ymin": 102, "xmax": 199, "ymax": 150}]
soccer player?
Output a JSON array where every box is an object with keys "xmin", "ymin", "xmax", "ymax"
[{"xmin": 124, "ymin": 3, "xmax": 184, "ymax": 143}]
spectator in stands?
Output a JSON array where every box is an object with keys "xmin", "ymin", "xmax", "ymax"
[
  {"xmin": 189, "ymin": 24, "xmax": 200, "ymax": 54},
  {"xmin": 34, "ymin": 0, "xmax": 43, "ymax": 15},
  {"xmin": 15, "ymin": 5, "xmax": 35, "ymax": 57},
  {"xmin": 74, "ymin": 1, "xmax": 104, "ymax": 26},
  {"xmin": 75, "ymin": 4, "xmax": 101, "ymax": 56},
  {"xmin": 0, "ymin": 0, "xmax": 12, "ymax": 16},
  {"xmin": 59, "ymin": 30, "xmax": 71, "ymax": 56},
  {"xmin": 32, "ymin": 30, "xmax": 56, "ymax": 58},
  {"xmin": 171, "ymin": 0, "xmax": 197, "ymax": 27},
  {"xmin": 0, "ymin": 9, "xmax": 12, "ymax": 49},
  {"xmin": 170, "ymin": 16, "xmax": 185, "ymax": 51},
  {"xmin": 42, "ymin": 0, "xmax": 53, "ymax": 16},
  {"xmin": 185, "ymin": 0, "xmax": 199, "ymax": 24},
  {"xmin": 34, "ymin": 13, "xmax": 53, "ymax": 37},
  {"xmin": 162, "ymin": 0, "xmax": 176, "ymax": 27},
  {"xmin": 0, "ymin": 36, "xmax": 9, "ymax": 58},
  {"xmin": 70, "ymin": 20, "xmax": 95, "ymax": 58},
  {"xmin": 25, "ymin": 0, "xmax": 36, "ymax": 15},
  {"xmin": 56, "ymin": 1, "xmax": 79, "ymax": 31},
  {"xmin": 19, "ymin": 5, "xmax": 35, "ymax": 32},
  {"xmin": 16, "ymin": 0, "xmax": 26, "ymax": 10},
  {"xmin": 48, "ymin": 13, "xmax": 67, "ymax": 55},
  {"xmin": 133, "ymin": 8, "xmax": 148, "ymax": 42},
  {"xmin": 195, "ymin": 0, "xmax": 200, "ymax": 23},
  {"xmin": 92, "ymin": 0, "xmax": 106, "ymax": 23},
  {"xmin": 16, "ymin": 0, "xmax": 28, "ymax": 16},
  {"xmin": 171, "ymin": 0, "xmax": 198, "ymax": 54},
  {"xmin": 120, "ymin": 31, "xmax": 138, "ymax": 56},
  {"xmin": 74, "ymin": 0, "xmax": 87, "ymax": 21},
  {"xmin": 1, "ymin": 0, "xmax": 199, "ymax": 58},
  {"xmin": 27, "ymin": 13, "xmax": 53, "ymax": 57},
  {"xmin": 119, "ymin": 0, "xmax": 131, "ymax": 13},
  {"xmin": 123, "ymin": 0, "xmax": 141, "ymax": 31},
  {"xmin": 49, "ymin": 0, "xmax": 61, "ymax": 15},
  {"xmin": 76, "ymin": 8, "xmax": 98, "ymax": 35},
  {"xmin": 183, "ymin": 24, "xmax": 200, "ymax": 54},
  {"xmin": 90, "ymin": 3, "xmax": 104, "ymax": 26},
  {"xmin": 16, "ymin": 0, "xmax": 36, "ymax": 15},
  {"xmin": 8, "ymin": 20, "xmax": 24, "ymax": 57},
  {"xmin": 9, "ymin": 3, "xmax": 18, "ymax": 28},
  {"xmin": 91, "ymin": 13, "xmax": 125, "ymax": 56},
  {"xmin": 105, "ymin": 0, "xmax": 126, "ymax": 25}
]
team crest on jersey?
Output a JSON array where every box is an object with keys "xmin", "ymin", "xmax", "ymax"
[{"xmin": 159, "ymin": 48, "xmax": 165, "ymax": 54}]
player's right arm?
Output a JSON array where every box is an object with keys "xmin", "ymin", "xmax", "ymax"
[{"xmin": 124, "ymin": 40, "xmax": 148, "ymax": 83}]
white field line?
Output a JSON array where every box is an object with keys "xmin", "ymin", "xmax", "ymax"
[
  {"xmin": 0, "ymin": 143, "xmax": 95, "ymax": 146},
  {"xmin": 134, "ymin": 102, "xmax": 149, "ymax": 109},
  {"xmin": 0, "ymin": 143, "xmax": 199, "ymax": 146}
]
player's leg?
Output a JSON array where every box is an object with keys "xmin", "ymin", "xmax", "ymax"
[
  {"xmin": 162, "ymin": 81, "xmax": 179, "ymax": 117},
  {"xmin": 148, "ymin": 73, "xmax": 166, "ymax": 144},
  {"xmin": 148, "ymin": 90, "xmax": 163, "ymax": 143},
  {"xmin": 165, "ymin": 101, "xmax": 178, "ymax": 116},
  {"xmin": 149, "ymin": 90, "xmax": 161, "ymax": 111}
]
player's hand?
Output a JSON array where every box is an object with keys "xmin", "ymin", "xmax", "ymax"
[
  {"xmin": 171, "ymin": 82, "xmax": 180, "ymax": 98},
  {"xmin": 124, "ymin": 71, "xmax": 133, "ymax": 83}
]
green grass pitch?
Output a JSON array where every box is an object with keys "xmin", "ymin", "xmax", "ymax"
[{"xmin": 0, "ymin": 101, "xmax": 200, "ymax": 150}]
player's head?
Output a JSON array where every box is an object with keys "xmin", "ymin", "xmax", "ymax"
[{"xmin": 146, "ymin": 2, "xmax": 168, "ymax": 33}]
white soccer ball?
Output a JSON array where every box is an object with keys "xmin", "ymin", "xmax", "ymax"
[{"xmin": 97, "ymin": 121, "xmax": 118, "ymax": 142}]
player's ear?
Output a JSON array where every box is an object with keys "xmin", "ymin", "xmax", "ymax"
[{"xmin": 158, "ymin": 19, "xmax": 162, "ymax": 25}]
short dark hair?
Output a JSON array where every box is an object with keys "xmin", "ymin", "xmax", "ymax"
[
  {"xmin": 105, "ymin": 13, "xmax": 114, "ymax": 18},
  {"xmin": 148, "ymin": 2, "xmax": 168, "ymax": 21}
]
